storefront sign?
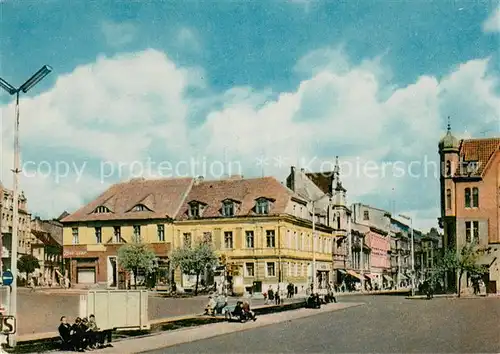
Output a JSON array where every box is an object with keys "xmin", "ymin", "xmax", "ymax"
[{"xmin": 63, "ymin": 250, "xmax": 88, "ymax": 257}]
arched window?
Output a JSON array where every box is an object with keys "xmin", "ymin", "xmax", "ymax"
[
  {"xmin": 472, "ymin": 187, "xmax": 479, "ymax": 208},
  {"xmin": 445, "ymin": 161, "xmax": 451, "ymax": 176},
  {"xmin": 464, "ymin": 188, "xmax": 471, "ymax": 208},
  {"xmin": 446, "ymin": 189, "xmax": 451, "ymax": 209}
]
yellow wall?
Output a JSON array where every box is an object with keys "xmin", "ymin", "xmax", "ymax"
[
  {"xmin": 63, "ymin": 216, "xmax": 334, "ymax": 264},
  {"xmin": 173, "ymin": 217, "xmax": 333, "ymax": 262}
]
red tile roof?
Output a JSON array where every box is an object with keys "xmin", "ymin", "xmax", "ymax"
[
  {"xmin": 177, "ymin": 176, "xmax": 293, "ymax": 220},
  {"xmin": 61, "ymin": 177, "xmax": 194, "ymax": 222},
  {"xmin": 457, "ymin": 138, "xmax": 500, "ymax": 176}
]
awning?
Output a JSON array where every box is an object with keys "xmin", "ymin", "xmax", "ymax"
[
  {"xmin": 346, "ymin": 269, "xmax": 364, "ymax": 281},
  {"xmin": 337, "ymin": 269, "xmax": 346, "ymax": 274},
  {"xmin": 477, "ymin": 254, "xmax": 497, "ymax": 267},
  {"xmin": 383, "ymin": 275, "xmax": 393, "ymax": 282},
  {"xmin": 365, "ymin": 273, "xmax": 376, "ymax": 280},
  {"xmin": 55, "ymin": 270, "xmax": 63, "ymax": 278},
  {"xmin": 400, "ymin": 274, "xmax": 409, "ymax": 280}
]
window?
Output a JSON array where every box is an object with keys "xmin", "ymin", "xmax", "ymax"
[
  {"xmin": 224, "ymin": 231, "xmax": 233, "ymax": 249},
  {"xmin": 72, "ymin": 228, "xmax": 79, "ymax": 245},
  {"xmin": 94, "ymin": 206, "xmax": 110, "ymax": 213},
  {"xmin": 337, "ymin": 213, "xmax": 341, "ymax": 229},
  {"xmin": 266, "ymin": 262, "xmax": 276, "ymax": 277},
  {"xmin": 95, "ymin": 227, "xmax": 102, "ymax": 244},
  {"xmin": 472, "ymin": 187, "xmax": 479, "ymax": 208},
  {"xmin": 245, "ymin": 231, "xmax": 254, "ymax": 248},
  {"xmin": 473, "ymin": 221, "xmax": 479, "ymax": 243},
  {"xmin": 114, "ymin": 226, "xmax": 121, "ymax": 243},
  {"xmin": 266, "ymin": 230, "xmax": 276, "ymax": 248},
  {"xmin": 363, "ymin": 210, "xmax": 369, "ymax": 220},
  {"xmin": 133, "ymin": 204, "xmax": 147, "ymax": 212},
  {"xmin": 222, "ymin": 201, "xmax": 235, "ymax": 217},
  {"xmin": 446, "ymin": 189, "xmax": 452, "ymax": 209},
  {"xmin": 256, "ymin": 198, "xmax": 269, "ymax": 214},
  {"xmin": 245, "ymin": 263, "xmax": 255, "ymax": 277},
  {"xmin": 157, "ymin": 225, "xmax": 165, "ymax": 242},
  {"xmin": 189, "ymin": 203, "xmax": 200, "ymax": 218},
  {"xmin": 465, "ymin": 188, "xmax": 471, "ymax": 208},
  {"xmin": 465, "ymin": 221, "xmax": 471, "ymax": 243},
  {"xmin": 445, "ymin": 160, "xmax": 451, "ymax": 176},
  {"xmin": 202, "ymin": 232, "xmax": 212, "ymax": 244},
  {"xmin": 133, "ymin": 225, "xmax": 141, "ymax": 241},
  {"xmin": 183, "ymin": 232, "xmax": 192, "ymax": 247}
]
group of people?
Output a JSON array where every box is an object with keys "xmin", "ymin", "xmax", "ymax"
[
  {"xmin": 232, "ymin": 300, "xmax": 257, "ymax": 322},
  {"xmin": 204, "ymin": 294, "xmax": 228, "ymax": 316},
  {"xmin": 263, "ymin": 286, "xmax": 284, "ymax": 305},
  {"xmin": 58, "ymin": 315, "xmax": 113, "ymax": 352}
]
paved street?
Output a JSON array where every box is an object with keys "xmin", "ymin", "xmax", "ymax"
[
  {"xmin": 17, "ymin": 289, "xmax": 303, "ymax": 336},
  {"xmin": 144, "ymin": 296, "xmax": 500, "ymax": 353}
]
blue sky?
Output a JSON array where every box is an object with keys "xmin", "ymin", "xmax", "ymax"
[{"xmin": 1, "ymin": 0, "xmax": 499, "ymax": 230}]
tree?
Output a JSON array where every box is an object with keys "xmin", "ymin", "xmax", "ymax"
[
  {"xmin": 434, "ymin": 244, "xmax": 486, "ymax": 297},
  {"xmin": 117, "ymin": 241, "xmax": 156, "ymax": 289},
  {"xmin": 18, "ymin": 254, "xmax": 40, "ymax": 282},
  {"xmin": 170, "ymin": 242, "xmax": 217, "ymax": 295}
]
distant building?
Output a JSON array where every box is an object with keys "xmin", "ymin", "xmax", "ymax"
[
  {"xmin": 438, "ymin": 125, "xmax": 500, "ymax": 295},
  {"xmin": 351, "ymin": 203, "xmax": 392, "ymax": 290},
  {"xmin": 30, "ymin": 217, "xmax": 63, "ymax": 286},
  {"xmin": 0, "ymin": 181, "xmax": 33, "ymax": 273}
]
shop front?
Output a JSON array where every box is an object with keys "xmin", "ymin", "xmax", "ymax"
[{"xmin": 63, "ymin": 243, "xmax": 170, "ymax": 289}]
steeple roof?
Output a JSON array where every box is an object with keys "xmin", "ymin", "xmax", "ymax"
[{"xmin": 439, "ymin": 116, "xmax": 459, "ymax": 151}]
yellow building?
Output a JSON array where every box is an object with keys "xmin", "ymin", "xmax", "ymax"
[
  {"xmin": 60, "ymin": 177, "xmax": 194, "ymax": 287},
  {"xmin": 60, "ymin": 175, "xmax": 335, "ymax": 294},
  {"xmin": 174, "ymin": 176, "xmax": 334, "ymax": 295}
]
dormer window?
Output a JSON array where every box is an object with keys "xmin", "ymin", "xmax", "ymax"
[
  {"xmin": 132, "ymin": 204, "xmax": 149, "ymax": 212},
  {"xmin": 222, "ymin": 201, "xmax": 235, "ymax": 217},
  {"xmin": 256, "ymin": 198, "xmax": 270, "ymax": 215},
  {"xmin": 94, "ymin": 206, "xmax": 111, "ymax": 213}
]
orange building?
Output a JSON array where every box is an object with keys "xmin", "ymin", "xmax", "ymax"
[{"xmin": 439, "ymin": 125, "xmax": 500, "ymax": 294}]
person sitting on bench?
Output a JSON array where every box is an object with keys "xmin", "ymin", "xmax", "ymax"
[{"xmin": 58, "ymin": 316, "xmax": 75, "ymax": 351}]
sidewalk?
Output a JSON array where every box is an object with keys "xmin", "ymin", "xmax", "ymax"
[{"xmin": 58, "ymin": 301, "xmax": 364, "ymax": 354}]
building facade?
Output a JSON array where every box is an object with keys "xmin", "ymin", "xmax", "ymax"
[
  {"xmin": 351, "ymin": 203, "xmax": 392, "ymax": 289},
  {"xmin": 175, "ymin": 176, "xmax": 334, "ymax": 295},
  {"xmin": 286, "ymin": 157, "xmax": 352, "ymax": 287},
  {"xmin": 0, "ymin": 182, "xmax": 33, "ymax": 273},
  {"xmin": 438, "ymin": 127, "xmax": 500, "ymax": 294},
  {"xmin": 30, "ymin": 217, "xmax": 64, "ymax": 286},
  {"xmin": 61, "ymin": 176, "xmax": 335, "ymax": 294},
  {"xmin": 60, "ymin": 177, "xmax": 192, "ymax": 288}
]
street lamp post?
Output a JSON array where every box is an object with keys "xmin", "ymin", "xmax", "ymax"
[
  {"xmin": 399, "ymin": 214, "xmax": 415, "ymax": 297},
  {"xmin": 0, "ymin": 66, "xmax": 52, "ymax": 347},
  {"xmin": 312, "ymin": 200, "xmax": 316, "ymax": 294},
  {"xmin": 310, "ymin": 197, "xmax": 325, "ymax": 294}
]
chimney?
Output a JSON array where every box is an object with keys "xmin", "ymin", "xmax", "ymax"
[
  {"xmin": 288, "ymin": 166, "xmax": 296, "ymax": 191},
  {"xmin": 194, "ymin": 176, "xmax": 204, "ymax": 185}
]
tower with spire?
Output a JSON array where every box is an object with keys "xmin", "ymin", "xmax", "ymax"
[
  {"xmin": 331, "ymin": 156, "xmax": 347, "ymax": 207},
  {"xmin": 438, "ymin": 117, "xmax": 460, "ymax": 289}
]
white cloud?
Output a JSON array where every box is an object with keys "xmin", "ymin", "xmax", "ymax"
[
  {"xmin": 101, "ymin": 20, "xmax": 137, "ymax": 47},
  {"xmin": 483, "ymin": 6, "xmax": 500, "ymax": 33},
  {"xmin": 1, "ymin": 47, "xmax": 499, "ymax": 232}
]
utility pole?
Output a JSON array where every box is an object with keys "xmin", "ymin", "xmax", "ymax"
[{"xmin": 312, "ymin": 201, "xmax": 316, "ymax": 294}]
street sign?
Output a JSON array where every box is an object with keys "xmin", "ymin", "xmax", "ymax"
[
  {"xmin": 0, "ymin": 316, "xmax": 15, "ymax": 334},
  {"xmin": 2, "ymin": 272, "xmax": 13, "ymax": 286}
]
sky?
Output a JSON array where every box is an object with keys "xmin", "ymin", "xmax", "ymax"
[{"xmin": 0, "ymin": 0, "xmax": 499, "ymax": 232}]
